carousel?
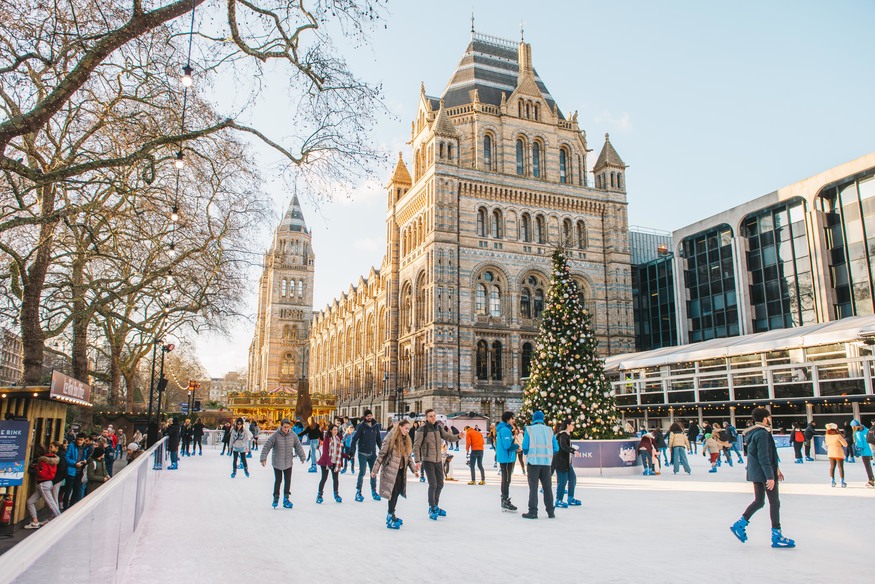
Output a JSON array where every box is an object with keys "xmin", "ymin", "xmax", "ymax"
[{"xmin": 226, "ymin": 383, "xmax": 336, "ymax": 428}]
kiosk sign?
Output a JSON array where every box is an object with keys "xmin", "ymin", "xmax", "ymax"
[
  {"xmin": 0, "ymin": 420, "xmax": 30, "ymax": 487},
  {"xmin": 49, "ymin": 370, "xmax": 92, "ymax": 406}
]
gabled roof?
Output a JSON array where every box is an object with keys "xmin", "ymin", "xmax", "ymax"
[
  {"xmin": 431, "ymin": 100, "xmax": 459, "ymax": 137},
  {"xmin": 390, "ymin": 152, "xmax": 412, "ymax": 185},
  {"xmin": 440, "ymin": 33, "xmax": 563, "ymax": 119},
  {"xmin": 281, "ymin": 194, "xmax": 308, "ymax": 233},
  {"xmin": 594, "ymin": 133, "xmax": 626, "ymax": 171}
]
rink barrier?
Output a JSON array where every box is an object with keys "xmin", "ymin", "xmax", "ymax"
[
  {"xmin": 0, "ymin": 438, "xmax": 168, "ymax": 584},
  {"xmin": 570, "ymin": 439, "xmax": 643, "ymax": 476}
]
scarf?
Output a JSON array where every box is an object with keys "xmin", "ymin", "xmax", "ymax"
[{"xmin": 328, "ymin": 434, "xmax": 343, "ymax": 468}]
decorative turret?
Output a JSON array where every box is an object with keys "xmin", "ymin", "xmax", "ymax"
[
  {"xmin": 387, "ymin": 152, "xmax": 412, "ymax": 206},
  {"xmin": 593, "ymin": 133, "xmax": 627, "ymax": 192}
]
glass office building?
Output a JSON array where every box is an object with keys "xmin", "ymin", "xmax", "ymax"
[
  {"xmin": 632, "ymin": 255, "xmax": 677, "ymax": 351},
  {"xmin": 681, "ymin": 224, "xmax": 739, "ymax": 342}
]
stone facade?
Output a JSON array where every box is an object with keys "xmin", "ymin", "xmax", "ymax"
[
  {"xmin": 0, "ymin": 327, "xmax": 23, "ymax": 385},
  {"xmin": 309, "ymin": 33, "xmax": 634, "ymax": 425},
  {"xmin": 247, "ymin": 196, "xmax": 315, "ymax": 393}
]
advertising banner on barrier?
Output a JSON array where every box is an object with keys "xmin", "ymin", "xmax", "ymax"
[
  {"xmin": 0, "ymin": 420, "xmax": 30, "ymax": 487},
  {"xmin": 571, "ymin": 439, "xmax": 641, "ymax": 469}
]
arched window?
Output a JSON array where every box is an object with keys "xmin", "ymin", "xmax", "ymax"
[
  {"xmin": 483, "ymin": 135, "xmax": 493, "ymax": 170},
  {"xmin": 610, "ymin": 172, "xmax": 615, "ymax": 188},
  {"xmin": 416, "ymin": 273, "xmax": 427, "ymax": 326},
  {"xmin": 563, "ymin": 219, "xmax": 573, "ymax": 246},
  {"xmin": 617, "ymin": 172, "xmax": 623, "ymax": 189},
  {"xmin": 521, "ymin": 342, "xmax": 533, "ymax": 378},
  {"xmin": 520, "ymin": 213, "xmax": 531, "ymax": 242},
  {"xmin": 574, "ymin": 280, "xmax": 587, "ymax": 308},
  {"xmin": 489, "ymin": 285, "xmax": 501, "ymax": 317},
  {"xmin": 281, "ymin": 353, "xmax": 294, "ymax": 376},
  {"xmin": 559, "ymin": 149, "xmax": 568, "ymax": 184},
  {"xmin": 282, "ymin": 325, "xmax": 291, "ymax": 339},
  {"xmin": 577, "ymin": 221, "xmax": 587, "ymax": 249},
  {"xmin": 516, "ymin": 140, "xmax": 524, "ymax": 175},
  {"xmin": 534, "ymin": 289, "xmax": 545, "ymax": 318},
  {"xmin": 518, "ymin": 101, "xmax": 523, "ymax": 117},
  {"xmin": 491, "ymin": 341, "xmax": 503, "ymax": 380},
  {"xmin": 401, "ymin": 284, "xmax": 413, "ymax": 331},
  {"xmin": 345, "ymin": 327, "xmax": 353, "ymax": 360},
  {"xmin": 477, "ymin": 208, "xmax": 487, "ymax": 237},
  {"xmin": 491, "ymin": 210, "xmax": 502, "ymax": 239},
  {"xmin": 298, "ymin": 280, "xmax": 304, "ymax": 297},
  {"xmin": 535, "ymin": 215, "xmax": 546, "ymax": 244},
  {"xmin": 476, "ymin": 284, "xmax": 487, "ymax": 314},
  {"xmin": 532, "ymin": 142, "xmax": 541, "ymax": 178},
  {"xmin": 448, "ymin": 143, "xmax": 454, "ymax": 161},
  {"xmin": 525, "ymin": 103, "xmax": 531, "ymax": 118},
  {"xmin": 476, "ymin": 341, "xmax": 488, "ymax": 380},
  {"xmin": 281, "ymin": 279, "xmax": 287, "ymax": 297},
  {"xmin": 534, "ymin": 103, "xmax": 539, "ymax": 121},
  {"xmin": 520, "ymin": 287, "xmax": 531, "ymax": 318}
]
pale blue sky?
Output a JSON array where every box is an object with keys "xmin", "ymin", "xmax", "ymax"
[{"xmin": 196, "ymin": 0, "xmax": 875, "ymax": 377}]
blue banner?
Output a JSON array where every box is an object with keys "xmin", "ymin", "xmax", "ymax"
[
  {"xmin": 571, "ymin": 439, "xmax": 641, "ymax": 469},
  {"xmin": 0, "ymin": 420, "xmax": 30, "ymax": 487}
]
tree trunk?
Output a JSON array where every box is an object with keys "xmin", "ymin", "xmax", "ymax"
[
  {"xmin": 108, "ymin": 348, "xmax": 122, "ymax": 408},
  {"xmin": 71, "ymin": 247, "xmax": 91, "ymax": 385},
  {"xmin": 21, "ymin": 185, "xmax": 57, "ymax": 384}
]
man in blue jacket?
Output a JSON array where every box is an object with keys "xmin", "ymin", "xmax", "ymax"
[
  {"xmin": 730, "ymin": 407, "xmax": 795, "ymax": 548},
  {"xmin": 521, "ymin": 410, "xmax": 559, "ymax": 519},
  {"xmin": 495, "ymin": 411, "xmax": 520, "ymax": 512},
  {"xmin": 64, "ymin": 433, "xmax": 89, "ymax": 508},
  {"xmin": 349, "ymin": 409, "xmax": 382, "ymax": 502}
]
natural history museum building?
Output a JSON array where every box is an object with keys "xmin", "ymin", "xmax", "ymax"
[{"xmin": 306, "ymin": 33, "xmax": 635, "ymax": 423}]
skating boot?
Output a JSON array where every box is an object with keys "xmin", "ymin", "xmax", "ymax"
[
  {"xmin": 282, "ymin": 498, "xmax": 293, "ymax": 509},
  {"xmin": 730, "ymin": 517, "xmax": 748, "ymax": 543},
  {"xmin": 727, "ymin": 459, "xmax": 734, "ymax": 467},
  {"xmin": 521, "ymin": 512, "xmax": 537, "ymax": 519},
  {"xmin": 231, "ymin": 471, "xmax": 236, "ymax": 478},
  {"xmin": 501, "ymin": 498, "xmax": 518, "ymax": 512},
  {"xmin": 427, "ymin": 506, "xmax": 439, "ymax": 520},
  {"xmin": 308, "ymin": 464, "xmax": 317, "ymax": 473},
  {"xmin": 419, "ymin": 475, "xmax": 425, "ymax": 482},
  {"xmin": 568, "ymin": 498, "xmax": 582, "ymax": 506},
  {"xmin": 246, "ymin": 452, "xmax": 252, "ymax": 458},
  {"xmin": 272, "ymin": 495, "xmax": 279, "ymax": 508},
  {"xmin": 841, "ymin": 479, "xmax": 847, "ymax": 488},
  {"xmin": 737, "ymin": 457, "xmax": 744, "ymax": 464},
  {"xmin": 334, "ymin": 493, "xmax": 343, "ymax": 503},
  {"xmin": 168, "ymin": 463, "xmax": 178, "ymax": 470},
  {"xmin": 805, "ymin": 456, "xmax": 814, "ymax": 461},
  {"xmin": 371, "ymin": 490, "xmax": 381, "ymax": 501},
  {"xmin": 243, "ymin": 469, "xmax": 249, "ymax": 477},
  {"xmin": 354, "ymin": 490, "xmax": 365, "ymax": 502},
  {"xmin": 434, "ymin": 506, "xmax": 447, "ymax": 517},
  {"xmin": 386, "ymin": 514, "xmax": 402, "ymax": 529},
  {"xmin": 831, "ymin": 478, "xmax": 836, "ymax": 487},
  {"xmin": 340, "ymin": 468, "xmax": 346, "ymax": 474},
  {"xmin": 708, "ymin": 467, "xmax": 718, "ymax": 473},
  {"xmin": 771, "ymin": 528, "xmax": 795, "ymax": 548},
  {"xmin": 794, "ymin": 458, "xmax": 803, "ymax": 464},
  {"xmin": 555, "ymin": 499, "xmax": 569, "ymax": 509},
  {"xmin": 316, "ymin": 493, "xmax": 324, "ymax": 504}
]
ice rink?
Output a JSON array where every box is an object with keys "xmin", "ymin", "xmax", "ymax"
[{"xmin": 123, "ymin": 443, "xmax": 871, "ymax": 583}]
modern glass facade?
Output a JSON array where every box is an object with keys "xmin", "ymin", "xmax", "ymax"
[
  {"xmin": 629, "ymin": 227, "xmax": 672, "ymax": 265},
  {"xmin": 682, "ymin": 224, "xmax": 738, "ymax": 342},
  {"xmin": 817, "ymin": 171, "xmax": 875, "ymax": 319},
  {"xmin": 632, "ymin": 255, "xmax": 677, "ymax": 351},
  {"xmin": 742, "ymin": 198, "xmax": 816, "ymax": 332}
]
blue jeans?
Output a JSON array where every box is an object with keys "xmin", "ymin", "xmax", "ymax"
[
  {"xmin": 169, "ymin": 450, "xmax": 178, "ymax": 465},
  {"xmin": 672, "ymin": 447, "xmax": 691, "ymax": 473},
  {"xmin": 659, "ymin": 447, "xmax": 668, "ymax": 463},
  {"xmin": 469, "ymin": 450, "xmax": 485, "ymax": 481},
  {"xmin": 308, "ymin": 441, "xmax": 319, "ymax": 466},
  {"xmin": 556, "ymin": 468, "xmax": 577, "ymax": 500},
  {"xmin": 639, "ymin": 449, "xmax": 653, "ymax": 470},
  {"xmin": 356, "ymin": 453, "xmax": 377, "ymax": 492},
  {"xmin": 729, "ymin": 441, "xmax": 744, "ymax": 460}
]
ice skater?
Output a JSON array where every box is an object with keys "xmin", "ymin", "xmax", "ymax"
[
  {"xmin": 465, "ymin": 425, "xmax": 486, "ymax": 485},
  {"xmin": 350, "ymin": 409, "xmax": 383, "ymax": 502},
  {"xmin": 730, "ymin": 407, "xmax": 795, "ymax": 548},
  {"xmin": 521, "ymin": 410, "xmax": 558, "ymax": 520},
  {"xmin": 554, "ymin": 418, "xmax": 580, "ymax": 508},
  {"xmin": 260, "ymin": 418, "xmax": 306, "ymax": 509},
  {"xmin": 298, "ymin": 417, "xmax": 323, "ymax": 472},
  {"xmin": 229, "ymin": 418, "xmax": 251, "ymax": 478},
  {"xmin": 220, "ymin": 422, "xmax": 231, "ymax": 456},
  {"xmin": 668, "ymin": 422, "xmax": 691, "ymax": 474},
  {"xmin": 413, "ymin": 409, "xmax": 460, "ymax": 520},
  {"xmin": 825, "ymin": 423, "xmax": 847, "ymax": 488},
  {"xmin": 372, "ymin": 419, "xmax": 418, "ymax": 529},
  {"xmin": 495, "ymin": 411, "xmax": 520, "ymax": 512},
  {"xmin": 316, "ymin": 424, "xmax": 344, "ymax": 504},
  {"xmin": 852, "ymin": 420, "xmax": 874, "ymax": 488}
]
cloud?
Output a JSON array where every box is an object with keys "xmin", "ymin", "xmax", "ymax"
[
  {"xmin": 353, "ymin": 237, "xmax": 382, "ymax": 253},
  {"xmin": 593, "ymin": 111, "xmax": 632, "ymax": 132}
]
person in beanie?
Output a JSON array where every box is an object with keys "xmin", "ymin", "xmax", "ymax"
[
  {"xmin": 229, "ymin": 418, "xmax": 251, "ymax": 478},
  {"xmin": 350, "ymin": 409, "xmax": 383, "ymax": 502},
  {"xmin": 220, "ymin": 422, "xmax": 232, "ymax": 456},
  {"xmin": 164, "ymin": 417, "xmax": 181, "ymax": 470},
  {"xmin": 85, "ymin": 447, "xmax": 109, "ymax": 495},
  {"xmin": 192, "ymin": 418, "xmax": 205, "ymax": 456},
  {"xmin": 372, "ymin": 419, "xmax": 418, "ymax": 529},
  {"xmin": 495, "ymin": 411, "xmax": 520, "ymax": 512},
  {"xmin": 413, "ymin": 409, "xmax": 460, "ymax": 520},
  {"xmin": 260, "ymin": 418, "xmax": 306, "ymax": 508},
  {"xmin": 730, "ymin": 407, "xmax": 795, "ymax": 548},
  {"xmin": 521, "ymin": 410, "xmax": 559, "ymax": 519}
]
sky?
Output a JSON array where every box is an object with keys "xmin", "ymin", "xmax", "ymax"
[{"xmin": 194, "ymin": 0, "xmax": 875, "ymax": 378}]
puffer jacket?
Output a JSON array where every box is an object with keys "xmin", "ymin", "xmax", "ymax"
[
  {"xmin": 668, "ymin": 431, "xmax": 690, "ymax": 450},
  {"xmin": 825, "ymin": 432, "xmax": 847, "ymax": 459},
  {"xmin": 260, "ymin": 428, "xmax": 305, "ymax": 470},
  {"xmin": 854, "ymin": 428, "xmax": 873, "ymax": 458},
  {"xmin": 373, "ymin": 429, "xmax": 417, "ymax": 499},
  {"xmin": 230, "ymin": 427, "xmax": 251, "ymax": 452},
  {"xmin": 413, "ymin": 422, "xmax": 459, "ymax": 464},
  {"xmin": 494, "ymin": 421, "xmax": 519, "ymax": 464},
  {"xmin": 33, "ymin": 454, "xmax": 59, "ymax": 482},
  {"xmin": 554, "ymin": 430, "xmax": 575, "ymax": 472},
  {"xmin": 744, "ymin": 425, "xmax": 778, "ymax": 483}
]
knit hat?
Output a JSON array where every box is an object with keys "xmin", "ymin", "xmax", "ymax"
[
  {"xmin": 825, "ymin": 423, "xmax": 838, "ymax": 430},
  {"xmin": 280, "ymin": 418, "xmax": 291, "ymax": 426},
  {"xmin": 236, "ymin": 417, "xmax": 244, "ymax": 424},
  {"xmin": 363, "ymin": 409, "xmax": 373, "ymax": 417},
  {"xmin": 850, "ymin": 419, "xmax": 861, "ymax": 427},
  {"xmin": 127, "ymin": 443, "xmax": 139, "ymax": 452},
  {"xmin": 532, "ymin": 411, "xmax": 545, "ymax": 424},
  {"xmin": 92, "ymin": 447, "xmax": 105, "ymax": 458}
]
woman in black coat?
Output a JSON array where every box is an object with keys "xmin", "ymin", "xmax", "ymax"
[{"xmin": 554, "ymin": 419, "xmax": 580, "ymax": 507}]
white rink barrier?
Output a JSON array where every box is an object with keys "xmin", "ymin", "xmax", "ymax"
[{"xmin": 0, "ymin": 438, "xmax": 168, "ymax": 584}]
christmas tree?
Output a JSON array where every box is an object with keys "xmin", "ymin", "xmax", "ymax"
[{"xmin": 520, "ymin": 248, "xmax": 620, "ymax": 439}]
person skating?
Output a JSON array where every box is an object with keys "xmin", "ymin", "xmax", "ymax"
[
  {"xmin": 825, "ymin": 423, "xmax": 847, "ymax": 487},
  {"xmin": 723, "ymin": 421, "xmax": 744, "ymax": 464},
  {"xmin": 637, "ymin": 431, "xmax": 656, "ymax": 475},
  {"xmin": 851, "ymin": 420, "xmax": 874, "ymax": 487},
  {"xmin": 249, "ymin": 420, "xmax": 260, "ymax": 455},
  {"xmin": 705, "ymin": 429, "xmax": 729, "ymax": 473},
  {"xmin": 413, "ymin": 409, "xmax": 461, "ymax": 520},
  {"xmin": 229, "ymin": 418, "xmax": 251, "ymax": 478},
  {"xmin": 180, "ymin": 419, "xmax": 193, "ymax": 457},
  {"xmin": 192, "ymin": 418, "xmax": 205, "ymax": 456},
  {"xmin": 260, "ymin": 418, "xmax": 306, "ymax": 508},
  {"xmin": 341, "ymin": 425, "xmax": 355, "ymax": 474},
  {"xmin": 164, "ymin": 418, "xmax": 181, "ymax": 470},
  {"xmin": 316, "ymin": 424, "xmax": 344, "ymax": 504},
  {"xmin": 554, "ymin": 419, "xmax": 580, "ymax": 508},
  {"xmin": 465, "ymin": 425, "xmax": 486, "ymax": 485},
  {"xmin": 686, "ymin": 420, "xmax": 699, "ymax": 455},
  {"xmin": 350, "ymin": 409, "xmax": 383, "ymax": 502},
  {"xmin": 495, "ymin": 411, "xmax": 520, "ymax": 512},
  {"xmin": 298, "ymin": 417, "xmax": 322, "ymax": 472},
  {"xmin": 668, "ymin": 422, "xmax": 691, "ymax": 474},
  {"xmin": 652, "ymin": 427, "xmax": 668, "ymax": 466},
  {"xmin": 220, "ymin": 422, "xmax": 231, "ymax": 456},
  {"xmin": 730, "ymin": 407, "xmax": 795, "ymax": 548},
  {"xmin": 372, "ymin": 419, "xmax": 418, "ymax": 529},
  {"xmin": 791, "ymin": 422, "xmax": 805, "ymax": 464},
  {"xmin": 803, "ymin": 420, "xmax": 817, "ymax": 461},
  {"xmin": 521, "ymin": 410, "xmax": 559, "ymax": 519}
]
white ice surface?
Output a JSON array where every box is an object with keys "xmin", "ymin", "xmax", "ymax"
[{"xmin": 123, "ymin": 445, "xmax": 871, "ymax": 584}]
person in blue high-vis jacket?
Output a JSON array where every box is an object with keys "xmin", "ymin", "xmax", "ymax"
[{"xmin": 521, "ymin": 411, "xmax": 559, "ymax": 519}]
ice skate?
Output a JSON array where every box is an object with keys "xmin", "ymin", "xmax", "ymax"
[
  {"xmin": 386, "ymin": 514, "xmax": 402, "ymax": 529},
  {"xmin": 555, "ymin": 499, "xmax": 568, "ymax": 508},
  {"xmin": 427, "ymin": 506, "xmax": 439, "ymax": 520},
  {"xmin": 501, "ymin": 498, "xmax": 518, "ymax": 512},
  {"xmin": 521, "ymin": 512, "xmax": 537, "ymax": 519},
  {"xmin": 316, "ymin": 493, "xmax": 324, "ymax": 504},
  {"xmin": 354, "ymin": 490, "xmax": 364, "ymax": 502},
  {"xmin": 283, "ymin": 498, "xmax": 293, "ymax": 509},
  {"xmin": 272, "ymin": 495, "xmax": 279, "ymax": 508},
  {"xmin": 568, "ymin": 498, "xmax": 582, "ymax": 506},
  {"xmin": 371, "ymin": 490, "xmax": 381, "ymax": 501},
  {"xmin": 730, "ymin": 517, "xmax": 748, "ymax": 543},
  {"xmin": 334, "ymin": 493, "xmax": 343, "ymax": 503},
  {"xmin": 771, "ymin": 528, "xmax": 795, "ymax": 548}
]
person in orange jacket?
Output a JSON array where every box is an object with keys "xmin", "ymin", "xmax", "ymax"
[{"xmin": 465, "ymin": 426, "xmax": 486, "ymax": 485}]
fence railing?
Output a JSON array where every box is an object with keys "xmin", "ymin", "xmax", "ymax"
[{"xmin": 0, "ymin": 438, "xmax": 167, "ymax": 584}]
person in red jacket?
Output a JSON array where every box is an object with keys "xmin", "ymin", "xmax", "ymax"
[
  {"xmin": 465, "ymin": 426, "xmax": 486, "ymax": 485},
  {"xmin": 25, "ymin": 443, "xmax": 61, "ymax": 529}
]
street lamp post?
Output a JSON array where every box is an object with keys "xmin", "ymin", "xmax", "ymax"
[
  {"xmin": 153, "ymin": 342, "xmax": 175, "ymax": 440},
  {"xmin": 146, "ymin": 339, "xmax": 161, "ymax": 447}
]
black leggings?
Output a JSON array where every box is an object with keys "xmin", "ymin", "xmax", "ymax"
[
  {"xmin": 743, "ymin": 481, "xmax": 781, "ymax": 529},
  {"xmin": 829, "ymin": 458, "xmax": 845, "ymax": 479},
  {"xmin": 233, "ymin": 450, "xmax": 248, "ymax": 472},
  {"xmin": 793, "ymin": 441, "xmax": 803, "ymax": 459},
  {"xmin": 387, "ymin": 467, "xmax": 405, "ymax": 515},
  {"xmin": 273, "ymin": 467, "xmax": 292, "ymax": 498},
  {"xmin": 863, "ymin": 456, "xmax": 874, "ymax": 482},
  {"xmin": 319, "ymin": 466, "xmax": 339, "ymax": 495},
  {"xmin": 500, "ymin": 462, "xmax": 515, "ymax": 500}
]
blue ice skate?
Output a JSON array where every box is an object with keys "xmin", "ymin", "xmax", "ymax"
[
  {"xmin": 283, "ymin": 498, "xmax": 293, "ymax": 509},
  {"xmin": 354, "ymin": 490, "xmax": 365, "ymax": 502},
  {"xmin": 771, "ymin": 529, "xmax": 795, "ymax": 548},
  {"xmin": 730, "ymin": 517, "xmax": 748, "ymax": 543},
  {"xmin": 272, "ymin": 496, "xmax": 279, "ymax": 508}
]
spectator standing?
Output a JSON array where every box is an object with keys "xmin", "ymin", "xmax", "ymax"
[
  {"xmin": 521, "ymin": 410, "xmax": 559, "ymax": 520},
  {"xmin": 803, "ymin": 420, "xmax": 817, "ymax": 461},
  {"xmin": 64, "ymin": 433, "xmax": 89, "ymax": 508},
  {"xmin": 85, "ymin": 447, "xmax": 109, "ymax": 495},
  {"xmin": 24, "ymin": 444, "xmax": 60, "ymax": 529},
  {"xmin": 192, "ymin": 418, "xmax": 205, "ymax": 456},
  {"xmin": 495, "ymin": 411, "xmax": 520, "ymax": 512},
  {"xmin": 465, "ymin": 425, "xmax": 486, "ymax": 485}
]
